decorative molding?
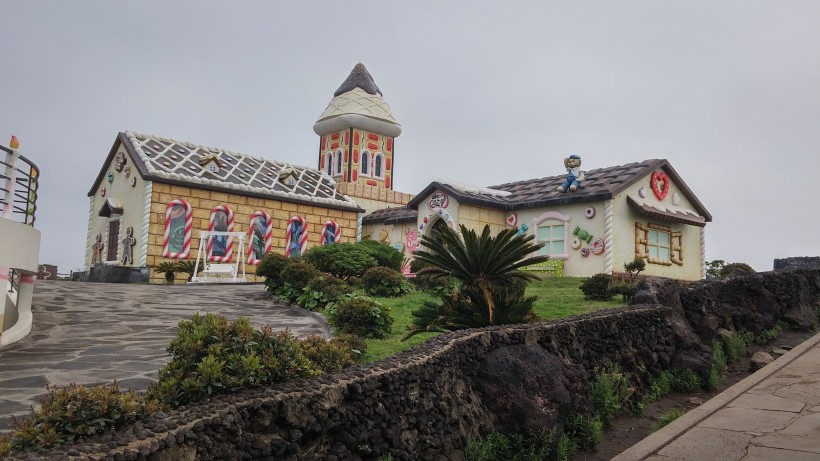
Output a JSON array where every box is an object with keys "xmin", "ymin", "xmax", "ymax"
[
  {"xmin": 604, "ymin": 199, "xmax": 613, "ymax": 274},
  {"xmin": 140, "ymin": 182, "xmax": 152, "ymax": 266}
]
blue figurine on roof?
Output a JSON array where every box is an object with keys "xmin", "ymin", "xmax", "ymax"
[{"xmin": 557, "ymin": 154, "xmax": 585, "ymax": 192}]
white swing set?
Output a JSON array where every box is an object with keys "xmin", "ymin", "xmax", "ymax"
[{"xmin": 190, "ymin": 230, "xmax": 247, "ymax": 283}]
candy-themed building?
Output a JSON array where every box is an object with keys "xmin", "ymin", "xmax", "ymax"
[{"xmin": 85, "ymin": 63, "xmax": 712, "ymax": 282}]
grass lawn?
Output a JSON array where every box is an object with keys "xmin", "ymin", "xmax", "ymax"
[{"xmin": 364, "ymin": 276, "xmax": 624, "ymax": 363}]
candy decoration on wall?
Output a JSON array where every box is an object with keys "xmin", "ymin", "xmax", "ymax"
[
  {"xmin": 9, "ymin": 135, "xmax": 19, "ymax": 150},
  {"xmin": 208, "ymin": 205, "xmax": 235, "ymax": 262},
  {"xmin": 672, "ymin": 192, "xmax": 681, "ymax": 206},
  {"xmin": 517, "ymin": 223, "xmax": 529, "ymax": 237},
  {"xmin": 107, "ymin": 172, "xmax": 114, "ymax": 183},
  {"xmin": 571, "ymin": 237, "xmax": 582, "ymax": 249},
  {"xmin": 573, "ymin": 226, "xmax": 594, "ymax": 244},
  {"xmin": 247, "ymin": 211, "xmax": 273, "ymax": 265},
  {"xmin": 285, "ymin": 215, "xmax": 308, "ymax": 258},
  {"xmin": 585, "ymin": 207, "xmax": 596, "ymax": 219},
  {"xmin": 121, "ymin": 226, "xmax": 136, "ymax": 264},
  {"xmin": 638, "ymin": 187, "xmax": 647, "ymax": 198},
  {"xmin": 321, "ymin": 220, "xmax": 341, "ymax": 245},
  {"xmin": 651, "ymin": 171, "xmax": 670, "ymax": 200},
  {"xmin": 506, "ymin": 213, "xmax": 518, "ymax": 227},
  {"xmin": 591, "ymin": 238, "xmax": 605, "ymax": 255},
  {"xmin": 100, "ymin": 186, "xmax": 106, "ymax": 197},
  {"xmin": 406, "ymin": 230, "xmax": 419, "ymax": 253},
  {"xmin": 581, "ymin": 247, "xmax": 591, "ymax": 257},
  {"xmin": 428, "ymin": 192, "xmax": 449, "ymax": 210},
  {"xmin": 114, "ymin": 152, "xmax": 127, "ymax": 172},
  {"xmin": 163, "ymin": 199, "xmax": 192, "ymax": 259}
]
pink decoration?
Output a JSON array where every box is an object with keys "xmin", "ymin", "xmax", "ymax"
[
  {"xmin": 591, "ymin": 238, "xmax": 605, "ymax": 255},
  {"xmin": 651, "ymin": 171, "xmax": 670, "ymax": 200},
  {"xmin": 506, "ymin": 213, "xmax": 518, "ymax": 227},
  {"xmin": 321, "ymin": 220, "xmax": 342, "ymax": 244},
  {"xmin": 247, "ymin": 211, "xmax": 272, "ymax": 265},
  {"xmin": 285, "ymin": 216, "xmax": 308, "ymax": 257},
  {"xmin": 208, "ymin": 205, "xmax": 235, "ymax": 262},
  {"xmin": 406, "ymin": 231, "xmax": 419, "ymax": 253},
  {"xmin": 163, "ymin": 199, "xmax": 192, "ymax": 259}
]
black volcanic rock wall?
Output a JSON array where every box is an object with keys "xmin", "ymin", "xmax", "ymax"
[{"xmin": 12, "ymin": 269, "xmax": 820, "ymax": 461}]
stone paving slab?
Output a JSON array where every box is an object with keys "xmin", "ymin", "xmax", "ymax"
[
  {"xmin": 614, "ymin": 331, "xmax": 820, "ymax": 460},
  {"xmin": 0, "ymin": 280, "xmax": 329, "ymax": 430}
]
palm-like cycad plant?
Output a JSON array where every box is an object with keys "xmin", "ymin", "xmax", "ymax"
[{"xmin": 412, "ymin": 224, "xmax": 549, "ymax": 325}]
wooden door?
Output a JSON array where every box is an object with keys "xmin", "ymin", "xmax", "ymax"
[{"xmin": 107, "ymin": 220, "xmax": 120, "ymax": 261}]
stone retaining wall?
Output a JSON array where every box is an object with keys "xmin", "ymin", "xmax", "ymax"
[
  {"xmin": 13, "ymin": 269, "xmax": 820, "ymax": 461},
  {"xmin": 774, "ymin": 256, "xmax": 820, "ymax": 271}
]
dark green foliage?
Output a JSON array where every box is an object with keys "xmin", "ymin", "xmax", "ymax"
[
  {"xmin": 357, "ymin": 239, "xmax": 403, "ymax": 271},
  {"xmin": 277, "ymin": 260, "xmax": 323, "ymax": 303},
  {"xmin": 302, "ymin": 243, "xmax": 378, "ymax": 279},
  {"xmin": 755, "ymin": 321, "xmax": 786, "ymax": 345},
  {"xmin": 327, "ymin": 296, "xmax": 393, "ymax": 339},
  {"xmin": 146, "ymin": 314, "xmax": 314, "ymax": 408},
  {"xmin": 402, "ymin": 286, "xmax": 538, "ymax": 340},
  {"xmin": 652, "ymin": 408, "xmax": 686, "ymax": 432},
  {"xmin": 670, "ymin": 369, "xmax": 701, "ymax": 393},
  {"xmin": 296, "ymin": 276, "xmax": 352, "ymax": 311},
  {"xmin": 705, "ymin": 259, "xmax": 726, "ymax": 278},
  {"xmin": 579, "ymin": 273, "xmax": 615, "ymax": 301},
  {"xmin": 174, "ymin": 260, "xmax": 203, "ymax": 282},
  {"xmin": 641, "ymin": 370, "xmax": 673, "ymax": 404},
  {"xmin": 720, "ymin": 333, "xmax": 747, "ymax": 363},
  {"xmin": 362, "ymin": 266, "xmax": 412, "ymax": 297},
  {"xmin": 708, "ymin": 339, "xmax": 727, "ymax": 390},
  {"xmin": 624, "ymin": 258, "xmax": 646, "ymax": 277},
  {"xmin": 563, "ymin": 413, "xmax": 603, "ymax": 452},
  {"xmin": 297, "ymin": 335, "xmax": 356, "ymax": 373},
  {"xmin": 707, "ymin": 260, "xmax": 755, "ymax": 277},
  {"xmin": 408, "ymin": 258, "xmax": 458, "ymax": 294},
  {"xmin": 720, "ymin": 262, "xmax": 755, "ymax": 275},
  {"xmin": 590, "ymin": 367, "xmax": 635, "ymax": 425},
  {"xmin": 329, "ymin": 333, "xmax": 368, "ymax": 362},
  {"xmin": 256, "ymin": 252, "xmax": 293, "ymax": 293},
  {"xmin": 154, "ymin": 261, "xmax": 177, "ymax": 283},
  {"xmin": 2, "ymin": 383, "xmax": 147, "ymax": 455},
  {"xmin": 608, "ymin": 276, "xmax": 636, "ymax": 303},
  {"xmin": 465, "ymin": 429, "xmax": 557, "ymax": 461}
]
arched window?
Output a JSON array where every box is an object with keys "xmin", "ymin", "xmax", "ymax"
[
  {"xmin": 163, "ymin": 199, "xmax": 192, "ymax": 258},
  {"xmin": 334, "ymin": 150, "xmax": 343, "ymax": 176},
  {"xmin": 247, "ymin": 211, "xmax": 272, "ymax": 265},
  {"xmin": 321, "ymin": 220, "xmax": 340, "ymax": 245},
  {"xmin": 325, "ymin": 153, "xmax": 333, "ymax": 175},
  {"xmin": 533, "ymin": 211, "xmax": 570, "ymax": 260},
  {"xmin": 361, "ymin": 151, "xmax": 370, "ymax": 176},
  {"xmin": 208, "ymin": 205, "xmax": 235, "ymax": 262},
  {"xmin": 286, "ymin": 215, "xmax": 308, "ymax": 257},
  {"xmin": 374, "ymin": 153, "xmax": 384, "ymax": 178}
]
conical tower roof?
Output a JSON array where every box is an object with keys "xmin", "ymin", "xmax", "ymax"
[{"xmin": 313, "ymin": 63, "xmax": 401, "ymax": 137}]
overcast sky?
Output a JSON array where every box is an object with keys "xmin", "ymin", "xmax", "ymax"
[{"xmin": 2, "ymin": 1, "xmax": 819, "ymax": 273}]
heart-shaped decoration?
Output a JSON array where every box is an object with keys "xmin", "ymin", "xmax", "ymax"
[
  {"xmin": 651, "ymin": 171, "xmax": 670, "ymax": 201},
  {"xmin": 506, "ymin": 213, "xmax": 518, "ymax": 227}
]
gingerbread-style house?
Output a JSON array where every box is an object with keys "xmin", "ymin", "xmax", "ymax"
[{"xmin": 363, "ymin": 160, "xmax": 712, "ymax": 280}]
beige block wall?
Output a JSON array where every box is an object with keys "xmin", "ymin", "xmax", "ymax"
[
  {"xmin": 456, "ymin": 204, "xmax": 506, "ymax": 235},
  {"xmin": 146, "ymin": 183, "xmax": 359, "ymax": 283}
]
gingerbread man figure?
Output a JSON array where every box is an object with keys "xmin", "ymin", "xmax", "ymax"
[
  {"xmin": 91, "ymin": 233, "xmax": 104, "ymax": 264},
  {"xmin": 121, "ymin": 226, "xmax": 136, "ymax": 265}
]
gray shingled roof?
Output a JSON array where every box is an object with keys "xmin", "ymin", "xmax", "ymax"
[
  {"xmin": 89, "ymin": 132, "xmax": 363, "ymax": 212},
  {"xmin": 406, "ymin": 159, "xmax": 712, "ymax": 221},
  {"xmin": 362, "ymin": 206, "xmax": 418, "ymax": 225}
]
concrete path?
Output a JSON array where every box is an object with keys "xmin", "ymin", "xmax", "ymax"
[
  {"xmin": 615, "ymin": 331, "xmax": 820, "ymax": 460},
  {"xmin": 0, "ymin": 280, "xmax": 329, "ymax": 431}
]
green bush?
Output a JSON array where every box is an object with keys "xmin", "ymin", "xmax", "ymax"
[
  {"xmin": 465, "ymin": 429, "xmax": 557, "ymax": 461},
  {"xmin": 590, "ymin": 367, "xmax": 634, "ymax": 425},
  {"xmin": 2, "ymin": 382, "xmax": 147, "ymax": 455},
  {"xmin": 147, "ymin": 313, "xmax": 314, "ymax": 408},
  {"xmin": 719, "ymin": 332, "xmax": 747, "ymax": 364},
  {"xmin": 329, "ymin": 333, "xmax": 368, "ymax": 362},
  {"xmin": 256, "ymin": 252, "xmax": 293, "ymax": 293},
  {"xmin": 651, "ymin": 408, "xmax": 687, "ymax": 432},
  {"xmin": 277, "ymin": 260, "xmax": 322, "ymax": 303},
  {"xmin": 755, "ymin": 321, "xmax": 786, "ymax": 345},
  {"xmin": 708, "ymin": 339, "xmax": 727, "ymax": 390},
  {"xmin": 720, "ymin": 262, "xmax": 755, "ymax": 276},
  {"xmin": 579, "ymin": 274, "xmax": 615, "ymax": 301},
  {"xmin": 624, "ymin": 258, "xmax": 646, "ymax": 277},
  {"xmin": 670, "ymin": 369, "xmax": 701, "ymax": 393},
  {"xmin": 608, "ymin": 277, "xmax": 636, "ymax": 303},
  {"xmin": 297, "ymin": 335, "xmax": 356, "ymax": 373},
  {"xmin": 327, "ymin": 296, "xmax": 393, "ymax": 339},
  {"xmin": 408, "ymin": 258, "xmax": 458, "ymax": 293},
  {"xmin": 296, "ymin": 275, "xmax": 352, "ymax": 311},
  {"xmin": 303, "ymin": 243, "xmax": 378, "ymax": 279},
  {"xmin": 362, "ymin": 266, "xmax": 412, "ymax": 297},
  {"xmin": 642, "ymin": 370, "xmax": 673, "ymax": 404},
  {"xmin": 563, "ymin": 413, "xmax": 603, "ymax": 452},
  {"xmin": 357, "ymin": 239, "xmax": 403, "ymax": 270}
]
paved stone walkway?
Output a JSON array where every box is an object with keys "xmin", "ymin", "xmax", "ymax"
[
  {"xmin": 615, "ymin": 331, "xmax": 820, "ymax": 460},
  {"xmin": 0, "ymin": 280, "xmax": 329, "ymax": 430}
]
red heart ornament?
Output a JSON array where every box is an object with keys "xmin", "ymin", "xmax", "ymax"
[
  {"xmin": 506, "ymin": 213, "xmax": 518, "ymax": 227},
  {"xmin": 651, "ymin": 171, "xmax": 670, "ymax": 201}
]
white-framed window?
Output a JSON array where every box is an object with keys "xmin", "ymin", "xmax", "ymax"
[
  {"xmin": 334, "ymin": 150, "xmax": 343, "ymax": 176},
  {"xmin": 361, "ymin": 151, "xmax": 371, "ymax": 176},
  {"xmin": 373, "ymin": 152, "xmax": 385, "ymax": 178},
  {"xmin": 648, "ymin": 229, "xmax": 671, "ymax": 261},
  {"xmin": 533, "ymin": 210, "xmax": 570, "ymax": 260}
]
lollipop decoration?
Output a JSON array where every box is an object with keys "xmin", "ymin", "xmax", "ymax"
[
  {"xmin": 285, "ymin": 216, "xmax": 308, "ymax": 257},
  {"xmin": 247, "ymin": 211, "xmax": 272, "ymax": 265},
  {"xmin": 208, "ymin": 205, "xmax": 235, "ymax": 262},
  {"xmin": 321, "ymin": 220, "xmax": 342, "ymax": 244},
  {"xmin": 163, "ymin": 199, "xmax": 192, "ymax": 258}
]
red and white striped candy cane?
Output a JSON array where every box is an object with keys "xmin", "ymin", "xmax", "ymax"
[
  {"xmin": 320, "ymin": 220, "xmax": 341, "ymax": 244},
  {"xmin": 285, "ymin": 216, "xmax": 308, "ymax": 257},
  {"xmin": 163, "ymin": 199, "xmax": 192, "ymax": 258},
  {"xmin": 208, "ymin": 205, "xmax": 235, "ymax": 262},
  {"xmin": 247, "ymin": 210, "xmax": 272, "ymax": 265}
]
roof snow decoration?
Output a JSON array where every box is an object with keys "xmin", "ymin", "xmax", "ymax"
[
  {"xmin": 435, "ymin": 178, "xmax": 513, "ymax": 198},
  {"xmin": 313, "ymin": 63, "xmax": 402, "ymax": 137},
  {"xmin": 89, "ymin": 132, "xmax": 362, "ymax": 212}
]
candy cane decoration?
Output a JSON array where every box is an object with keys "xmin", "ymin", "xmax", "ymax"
[
  {"xmin": 285, "ymin": 216, "xmax": 308, "ymax": 257},
  {"xmin": 320, "ymin": 220, "xmax": 341, "ymax": 244},
  {"xmin": 247, "ymin": 210, "xmax": 273, "ymax": 265},
  {"xmin": 163, "ymin": 199, "xmax": 192, "ymax": 258},
  {"xmin": 208, "ymin": 205, "xmax": 235, "ymax": 262}
]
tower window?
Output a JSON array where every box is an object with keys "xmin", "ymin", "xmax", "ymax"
[
  {"xmin": 361, "ymin": 151, "xmax": 370, "ymax": 176},
  {"xmin": 334, "ymin": 150, "xmax": 343, "ymax": 176},
  {"xmin": 326, "ymin": 153, "xmax": 332, "ymax": 175},
  {"xmin": 374, "ymin": 153, "xmax": 384, "ymax": 178}
]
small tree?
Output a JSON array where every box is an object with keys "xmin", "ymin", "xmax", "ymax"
[
  {"xmin": 154, "ymin": 261, "xmax": 177, "ymax": 284},
  {"xmin": 175, "ymin": 260, "xmax": 203, "ymax": 282},
  {"xmin": 624, "ymin": 258, "xmax": 646, "ymax": 278}
]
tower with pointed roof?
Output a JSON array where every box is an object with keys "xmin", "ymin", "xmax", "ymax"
[{"xmin": 314, "ymin": 63, "xmax": 411, "ymax": 214}]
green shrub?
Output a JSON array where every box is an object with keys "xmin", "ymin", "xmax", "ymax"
[
  {"xmin": 720, "ymin": 333, "xmax": 747, "ymax": 364},
  {"xmin": 3, "ymin": 382, "xmax": 147, "ymax": 455},
  {"xmin": 563, "ymin": 413, "xmax": 603, "ymax": 452},
  {"xmin": 357, "ymin": 239, "xmax": 403, "ymax": 271},
  {"xmin": 719, "ymin": 262, "xmax": 755, "ymax": 276},
  {"xmin": 329, "ymin": 333, "xmax": 368, "ymax": 362},
  {"xmin": 642, "ymin": 370, "xmax": 673, "ymax": 404},
  {"xmin": 302, "ymin": 243, "xmax": 379, "ymax": 279},
  {"xmin": 555, "ymin": 433, "xmax": 576, "ymax": 461},
  {"xmin": 590, "ymin": 367, "xmax": 634, "ymax": 425},
  {"xmin": 296, "ymin": 275, "xmax": 352, "ymax": 311},
  {"xmin": 409, "ymin": 258, "xmax": 458, "ymax": 293},
  {"xmin": 465, "ymin": 429, "xmax": 557, "ymax": 461},
  {"xmin": 579, "ymin": 273, "xmax": 615, "ymax": 301},
  {"xmin": 708, "ymin": 339, "xmax": 727, "ymax": 390},
  {"xmin": 147, "ymin": 313, "xmax": 314, "ymax": 408},
  {"xmin": 671, "ymin": 369, "xmax": 701, "ymax": 393},
  {"xmin": 298, "ymin": 335, "xmax": 356, "ymax": 373},
  {"xmin": 624, "ymin": 258, "xmax": 646, "ymax": 277},
  {"xmin": 755, "ymin": 321, "xmax": 786, "ymax": 345},
  {"xmin": 277, "ymin": 260, "xmax": 322, "ymax": 303},
  {"xmin": 651, "ymin": 408, "xmax": 687, "ymax": 432},
  {"xmin": 256, "ymin": 252, "xmax": 293, "ymax": 293},
  {"xmin": 362, "ymin": 266, "xmax": 412, "ymax": 297},
  {"xmin": 327, "ymin": 296, "xmax": 393, "ymax": 339},
  {"xmin": 608, "ymin": 277, "xmax": 636, "ymax": 303}
]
